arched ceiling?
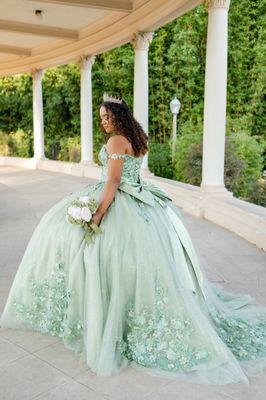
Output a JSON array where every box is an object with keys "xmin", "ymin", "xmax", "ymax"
[{"xmin": 0, "ymin": 0, "xmax": 202, "ymax": 76}]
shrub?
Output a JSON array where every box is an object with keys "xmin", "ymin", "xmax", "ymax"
[
  {"xmin": 10, "ymin": 129, "xmax": 33, "ymax": 157},
  {"xmin": 58, "ymin": 136, "xmax": 81, "ymax": 162},
  {"xmin": 184, "ymin": 142, "xmax": 203, "ymax": 185},
  {"xmin": 0, "ymin": 129, "xmax": 33, "ymax": 157},
  {"xmin": 171, "ymin": 124, "xmax": 264, "ymax": 205},
  {"xmin": 172, "ymin": 134, "xmax": 246, "ymax": 190},
  {"xmin": 148, "ymin": 140, "xmax": 174, "ymax": 179},
  {"xmin": 0, "ymin": 131, "xmax": 9, "ymax": 156},
  {"xmin": 172, "ymin": 116, "xmax": 203, "ymax": 183},
  {"xmin": 228, "ymin": 131, "xmax": 265, "ymax": 197},
  {"xmin": 68, "ymin": 137, "xmax": 81, "ymax": 162},
  {"xmin": 243, "ymin": 178, "xmax": 266, "ymax": 207},
  {"xmin": 224, "ymin": 136, "xmax": 246, "ymax": 192}
]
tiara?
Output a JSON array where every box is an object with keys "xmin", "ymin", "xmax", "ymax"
[{"xmin": 103, "ymin": 93, "xmax": 123, "ymax": 104}]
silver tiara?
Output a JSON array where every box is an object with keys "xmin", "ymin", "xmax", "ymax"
[{"xmin": 103, "ymin": 93, "xmax": 123, "ymax": 104}]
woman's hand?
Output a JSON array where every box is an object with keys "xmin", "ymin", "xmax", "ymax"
[{"xmin": 91, "ymin": 210, "xmax": 104, "ymax": 227}]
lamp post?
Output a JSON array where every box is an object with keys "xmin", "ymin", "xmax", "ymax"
[{"xmin": 170, "ymin": 97, "xmax": 181, "ymax": 162}]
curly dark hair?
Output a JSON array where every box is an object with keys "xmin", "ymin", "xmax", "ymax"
[{"xmin": 99, "ymin": 98, "xmax": 149, "ymax": 157}]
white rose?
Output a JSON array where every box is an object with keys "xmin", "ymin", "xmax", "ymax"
[
  {"xmin": 81, "ymin": 207, "xmax": 92, "ymax": 222},
  {"xmin": 79, "ymin": 196, "xmax": 90, "ymax": 203},
  {"xmin": 72, "ymin": 206, "xmax": 82, "ymax": 220}
]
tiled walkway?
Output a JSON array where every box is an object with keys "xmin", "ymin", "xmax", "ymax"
[{"xmin": 0, "ymin": 166, "xmax": 265, "ymax": 400}]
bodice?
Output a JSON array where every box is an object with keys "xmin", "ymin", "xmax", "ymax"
[{"xmin": 98, "ymin": 144, "xmax": 144, "ymax": 184}]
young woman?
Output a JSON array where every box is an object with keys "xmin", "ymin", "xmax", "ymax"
[{"xmin": 1, "ymin": 94, "xmax": 266, "ymax": 385}]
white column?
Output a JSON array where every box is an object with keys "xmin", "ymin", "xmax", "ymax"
[
  {"xmin": 201, "ymin": 0, "xmax": 231, "ymax": 194},
  {"xmin": 132, "ymin": 32, "xmax": 154, "ymax": 170},
  {"xmin": 80, "ymin": 55, "xmax": 95, "ymax": 163},
  {"xmin": 32, "ymin": 69, "xmax": 46, "ymax": 160}
]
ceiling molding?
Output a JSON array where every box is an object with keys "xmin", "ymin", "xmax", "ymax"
[
  {"xmin": 0, "ymin": 45, "xmax": 31, "ymax": 56},
  {"xmin": 28, "ymin": 0, "xmax": 134, "ymax": 12},
  {"xmin": 0, "ymin": 20, "xmax": 78, "ymax": 39},
  {"xmin": 0, "ymin": 0, "xmax": 203, "ymax": 76}
]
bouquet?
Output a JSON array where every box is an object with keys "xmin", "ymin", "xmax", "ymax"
[{"xmin": 66, "ymin": 195, "xmax": 103, "ymax": 245}]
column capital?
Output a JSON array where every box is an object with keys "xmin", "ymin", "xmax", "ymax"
[
  {"xmin": 30, "ymin": 68, "xmax": 44, "ymax": 79},
  {"xmin": 79, "ymin": 55, "xmax": 96, "ymax": 69},
  {"xmin": 204, "ymin": 0, "xmax": 231, "ymax": 11},
  {"xmin": 131, "ymin": 32, "xmax": 154, "ymax": 51}
]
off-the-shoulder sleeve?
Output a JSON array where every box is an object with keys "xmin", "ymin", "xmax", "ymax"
[{"xmin": 107, "ymin": 153, "xmax": 127, "ymax": 160}]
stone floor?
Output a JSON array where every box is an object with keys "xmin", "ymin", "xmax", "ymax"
[{"xmin": 0, "ymin": 165, "xmax": 265, "ymax": 400}]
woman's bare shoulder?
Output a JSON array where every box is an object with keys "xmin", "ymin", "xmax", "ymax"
[{"xmin": 106, "ymin": 135, "xmax": 128, "ymax": 154}]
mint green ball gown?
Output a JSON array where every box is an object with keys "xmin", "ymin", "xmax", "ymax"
[{"xmin": 1, "ymin": 143, "xmax": 266, "ymax": 386}]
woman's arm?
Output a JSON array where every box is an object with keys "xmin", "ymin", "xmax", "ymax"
[{"xmin": 91, "ymin": 136, "xmax": 127, "ymax": 225}]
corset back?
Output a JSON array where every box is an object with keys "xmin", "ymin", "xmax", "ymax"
[{"xmin": 98, "ymin": 144, "xmax": 144, "ymax": 183}]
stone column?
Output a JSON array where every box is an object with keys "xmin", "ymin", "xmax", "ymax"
[
  {"xmin": 32, "ymin": 69, "xmax": 46, "ymax": 160},
  {"xmin": 80, "ymin": 55, "xmax": 95, "ymax": 163},
  {"xmin": 201, "ymin": 0, "xmax": 232, "ymax": 195},
  {"xmin": 131, "ymin": 32, "xmax": 154, "ymax": 170}
]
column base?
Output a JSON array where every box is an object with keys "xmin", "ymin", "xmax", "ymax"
[
  {"xmin": 79, "ymin": 159, "xmax": 96, "ymax": 166},
  {"xmin": 199, "ymin": 183, "xmax": 234, "ymax": 199},
  {"xmin": 32, "ymin": 155, "xmax": 49, "ymax": 168},
  {"xmin": 33, "ymin": 155, "xmax": 48, "ymax": 161}
]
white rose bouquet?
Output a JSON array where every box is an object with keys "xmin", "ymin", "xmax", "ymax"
[{"xmin": 66, "ymin": 195, "xmax": 103, "ymax": 245}]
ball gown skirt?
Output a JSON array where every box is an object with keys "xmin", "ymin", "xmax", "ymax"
[{"xmin": 1, "ymin": 144, "xmax": 266, "ymax": 386}]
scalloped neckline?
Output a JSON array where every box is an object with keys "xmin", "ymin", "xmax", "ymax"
[{"xmin": 103, "ymin": 144, "xmax": 144, "ymax": 160}]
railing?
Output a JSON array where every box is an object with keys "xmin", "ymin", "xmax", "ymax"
[{"xmin": 0, "ymin": 155, "xmax": 265, "ymax": 251}]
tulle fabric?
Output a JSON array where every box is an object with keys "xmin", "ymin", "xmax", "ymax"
[{"xmin": 1, "ymin": 177, "xmax": 266, "ymax": 385}]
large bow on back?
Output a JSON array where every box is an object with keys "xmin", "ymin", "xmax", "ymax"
[{"xmin": 117, "ymin": 177, "xmax": 173, "ymax": 207}]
